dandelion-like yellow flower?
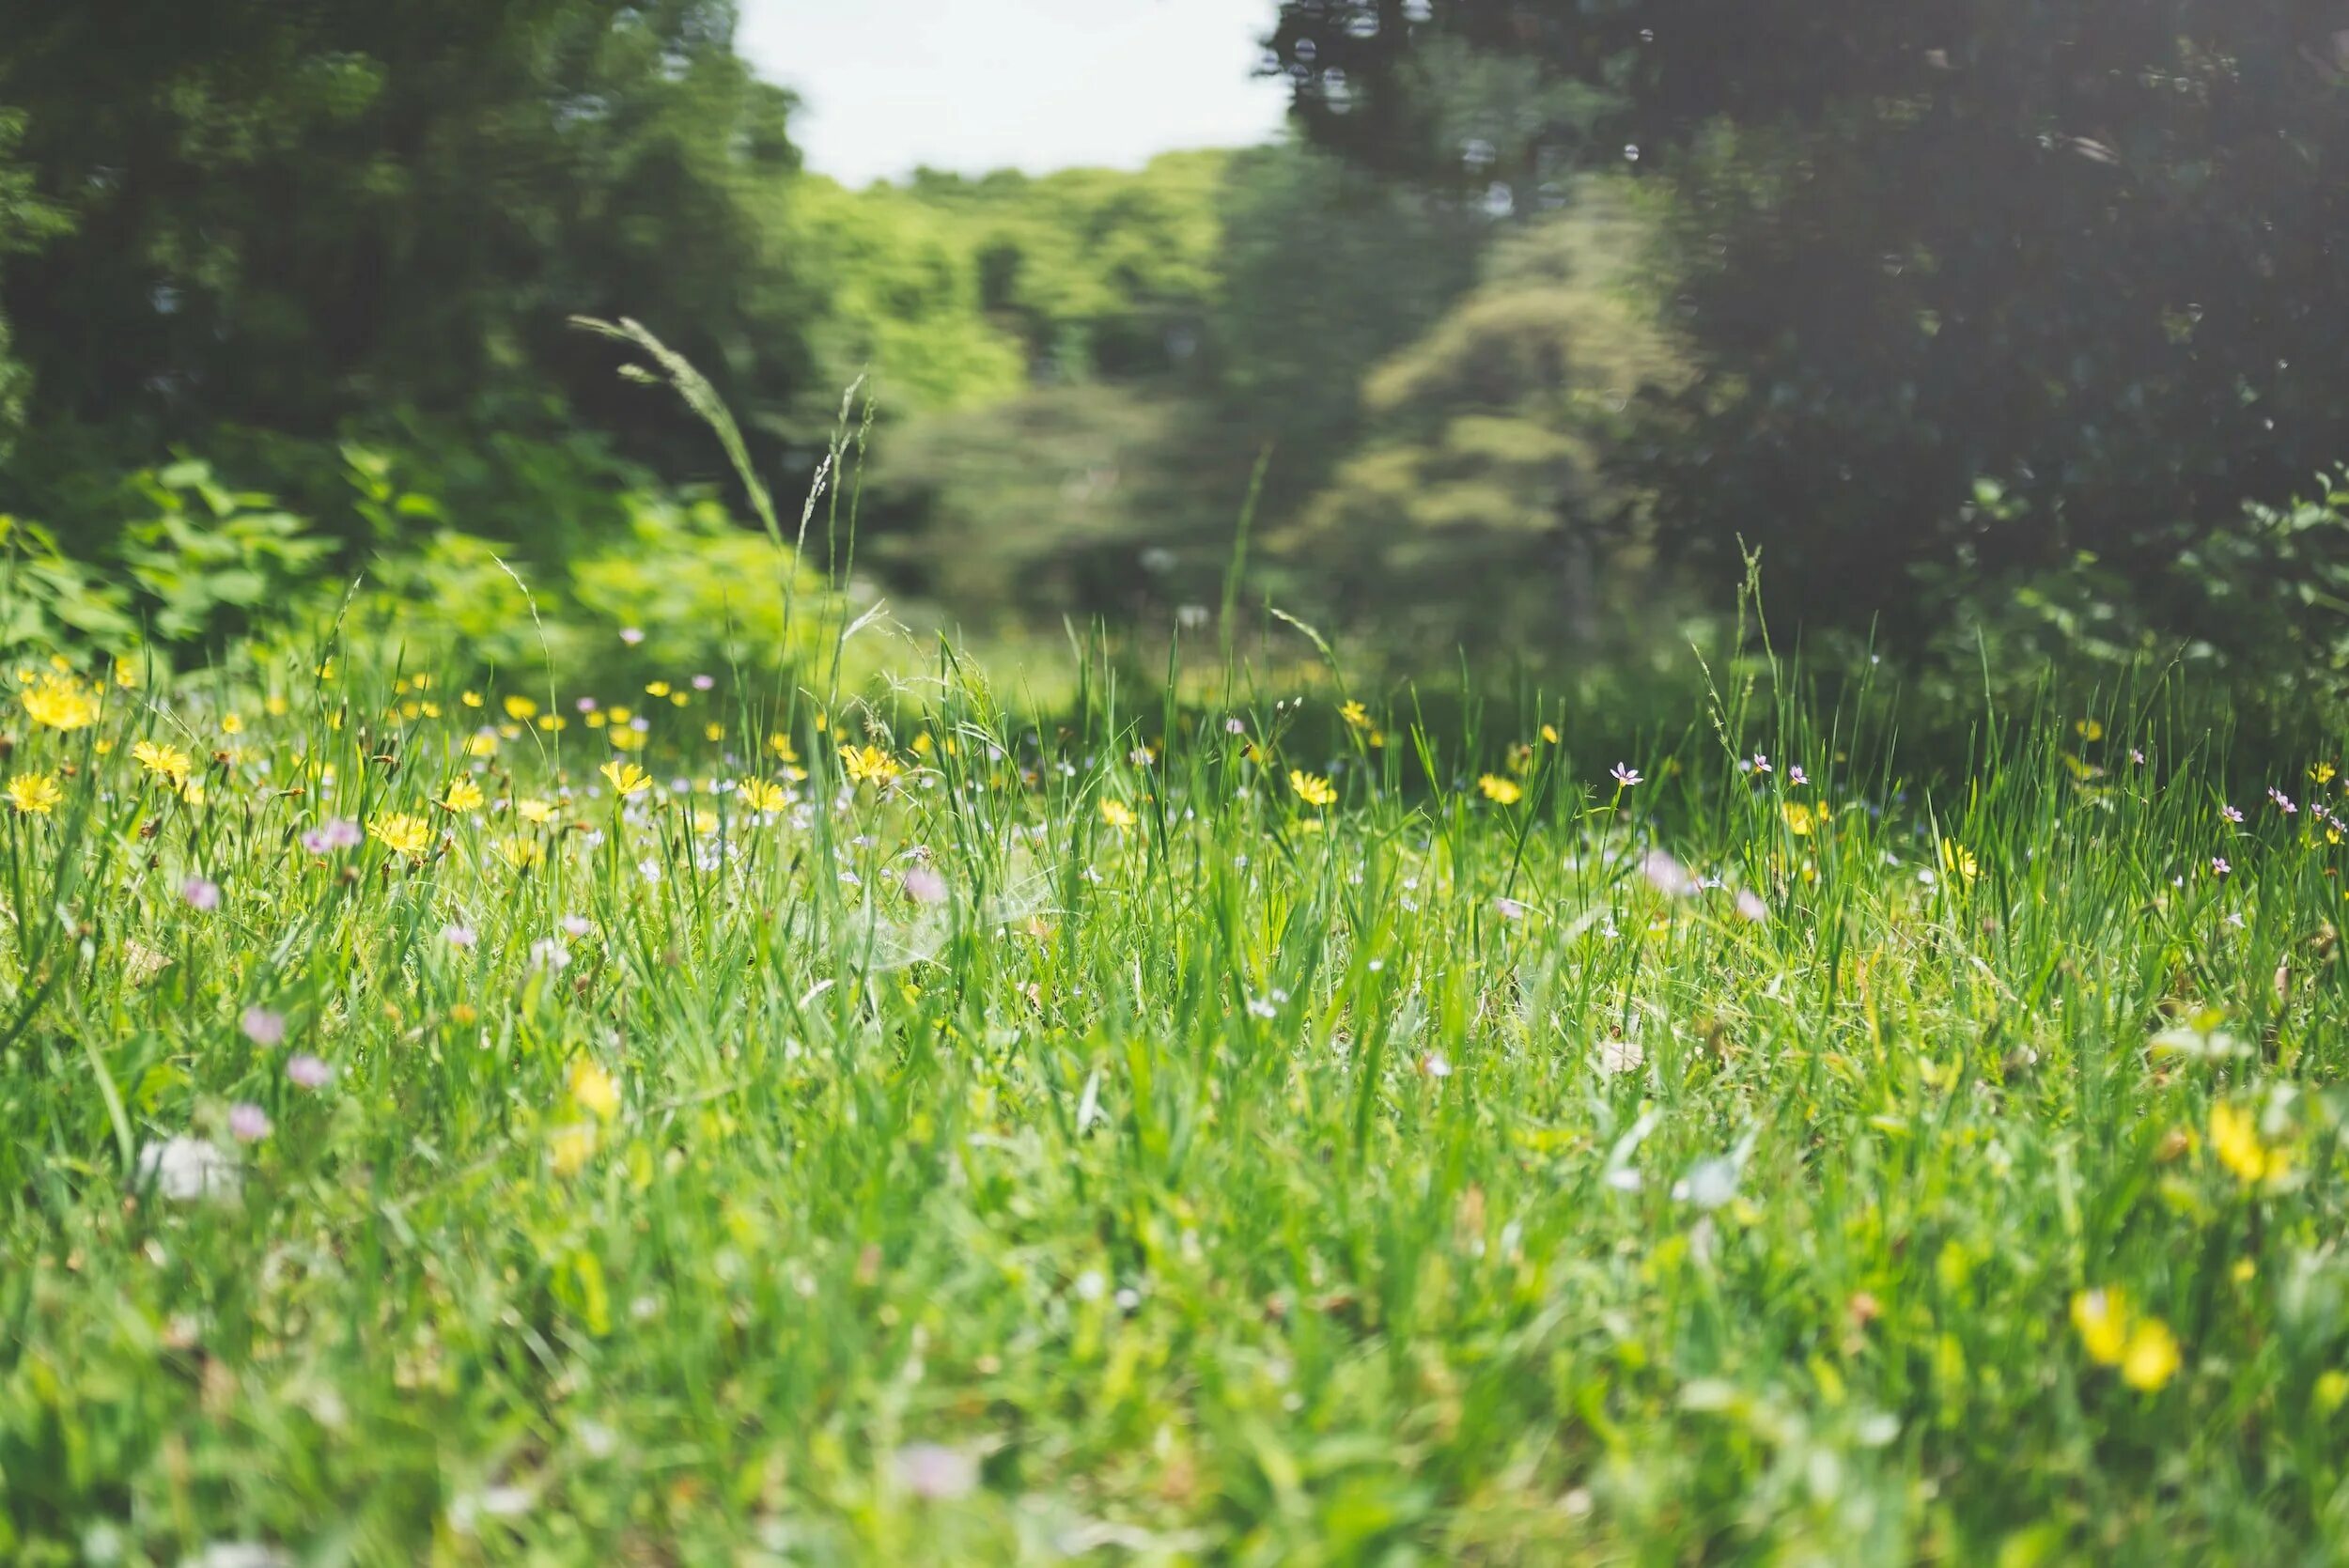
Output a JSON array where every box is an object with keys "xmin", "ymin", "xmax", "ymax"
[
  {"xmin": 514, "ymin": 798, "xmax": 557, "ymax": 826},
  {"xmin": 2075, "ymin": 718, "xmax": 2104, "ymax": 742},
  {"xmin": 2209, "ymin": 1101, "xmax": 2290, "ymax": 1188},
  {"xmin": 1290, "ymin": 770, "xmax": 1337, "ymax": 808},
  {"xmin": 22, "ymin": 675, "xmax": 101, "ymax": 732},
  {"xmin": 569, "ymin": 1060, "xmax": 620, "ymax": 1122},
  {"xmin": 1783, "ymin": 800, "xmax": 1831, "ymax": 836},
  {"xmin": 503, "ymin": 694, "xmax": 538, "ymax": 721},
  {"xmin": 739, "ymin": 779, "xmax": 790, "ymax": 813},
  {"xmin": 601, "ymin": 761, "xmax": 652, "ymax": 799},
  {"xmin": 132, "ymin": 739, "xmax": 193, "ymax": 786},
  {"xmin": 769, "ymin": 732, "xmax": 801, "ymax": 764},
  {"xmin": 1938, "ymin": 837, "xmax": 1979, "ymax": 885},
  {"xmin": 1340, "ymin": 700, "xmax": 1371, "ymax": 732},
  {"xmin": 840, "ymin": 744, "xmax": 900, "ymax": 786},
  {"xmin": 2123, "ymin": 1317, "xmax": 2180, "ymax": 1390},
  {"xmin": 493, "ymin": 835, "xmax": 545, "ymax": 870},
  {"xmin": 1099, "ymin": 797, "xmax": 1138, "ymax": 831},
  {"xmin": 1478, "ymin": 774, "xmax": 1523, "ymax": 805},
  {"xmin": 609, "ymin": 726, "xmax": 647, "ymax": 753},
  {"xmin": 437, "ymin": 778, "xmax": 486, "ymax": 814},
  {"xmin": 2313, "ymin": 762, "xmax": 2339, "ymax": 786},
  {"xmin": 368, "ymin": 812, "xmax": 433, "ymax": 858},
  {"xmin": 2072, "ymin": 1286, "xmax": 2175, "ymax": 1387},
  {"xmin": 2072, "ymin": 1287, "xmax": 2129, "ymax": 1365},
  {"xmin": 465, "ymin": 730, "xmax": 499, "ymax": 758},
  {"xmin": 549, "ymin": 1124, "xmax": 599, "ymax": 1177},
  {"xmin": 7, "ymin": 772, "xmax": 62, "ymax": 815}
]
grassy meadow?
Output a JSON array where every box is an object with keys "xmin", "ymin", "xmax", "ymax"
[{"xmin": 0, "ymin": 626, "xmax": 2343, "ymax": 1566}]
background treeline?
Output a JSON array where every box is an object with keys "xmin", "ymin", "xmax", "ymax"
[{"xmin": 3, "ymin": 0, "xmax": 2349, "ymax": 706}]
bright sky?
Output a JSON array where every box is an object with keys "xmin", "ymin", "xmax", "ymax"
[{"xmin": 738, "ymin": 0, "xmax": 1293, "ymax": 187}]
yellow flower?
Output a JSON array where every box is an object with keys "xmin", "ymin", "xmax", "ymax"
[
  {"xmin": 569, "ymin": 1060, "xmax": 621, "ymax": 1122},
  {"xmin": 769, "ymin": 733, "xmax": 800, "ymax": 764},
  {"xmin": 645, "ymin": 680, "xmax": 671, "ymax": 698},
  {"xmin": 2313, "ymin": 762, "xmax": 2339, "ymax": 786},
  {"xmin": 22, "ymin": 674, "xmax": 101, "ymax": 732},
  {"xmin": 368, "ymin": 812, "xmax": 432, "ymax": 858},
  {"xmin": 1541, "ymin": 723, "xmax": 1561, "ymax": 745},
  {"xmin": 601, "ymin": 761, "xmax": 652, "ymax": 799},
  {"xmin": 111, "ymin": 657, "xmax": 141, "ymax": 691},
  {"xmin": 132, "ymin": 739, "xmax": 193, "ymax": 786},
  {"xmin": 537, "ymin": 713, "xmax": 566, "ymax": 732},
  {"xmin": 2121, "ymin": 1318, "xmax": 2181, "ymax": 1391},
  {"xmin": 503, "ymin": 694, "xmax": 537, "ymax": 722},
  {"xmin": 549, "ymin": 1124, "xmax": 599, "ymax": 1178},
  {"xmin": 219, "ymin": 713, "xmax": 244, "ymax": 737},
  {"xmin": 2075, "ymin": 718, "xmax": 2104, "ymax": 742},
  {"xmin": 1099, "ymin": 797, "xmax": 1138, "ymax": 831},
  {"xmin": 1938, "ymin": 837, "xmax": 1979, "ymax": 885},
  {"xmin": 1477, "ymin": 774, "xmax": 1523, "ymax": 805},
  {"xmin": 461, "ymin": 691, "xmax": 485, "ymax": 708},
  {"xmin": 1289, "ymin": 770, "xmax": 1337, "ymax": 808},
  {"xmin": 839, "ymin": 744, "xmax": 900, "ymax": 786},
  {"xmin": 739, "ymin": 779, "xmax": 790, "ymax": 813},
  {"xmin": 2071, "ymin": 1288, "xmax": 2130, "ymax": 1365},
  {"xmin": 911, "ymin": 732, "xmax": 934, "ymax": 756},
  {"xmin": 704, "ymin": 722, "xmax": 725, "ymax": 743},
  {"xmin": 1783, "ymin": 800, "xmax": 1819, "ymax": 835},
  {"xmin": 466, "ymin": 730, "xmax": 499, "ymax": 758},
  {"xmin": 493, "ymin": 834, "xmax": 545, "ymax": 870},
  {"xmin": 2210, "ymin": 1101, "xmax": 2290, "ymax": 1188},
  {"xmin": 514, "ymin": 798, "xmax": 557, "ymax": 826},
  {"xmin": 1340, "ymin": 700, "xmax": 1371, "ymax": 732},
  {"xmin": 7, "ymin": 772, "xmax": 61, "ymax": 815},
  {"xmin": 437, "ymin": 777, "xmax": 486, "ymax": 814}
]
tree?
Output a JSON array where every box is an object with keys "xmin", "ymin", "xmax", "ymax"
[
  {"xmin": 1276, "ymin": 190, "xmax": 1684, "ymax": 651},
  {"xmin": 0, "ymin": 0, "xmax": 817, "ymax": 482},
  {"xmin": 1268, "ymin": 2, "xmax": 2349, "ymax": 632}
]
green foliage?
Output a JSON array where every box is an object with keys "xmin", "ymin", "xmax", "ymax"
[
  {"xmin": 0, "ymin": 624, "xmax": 2345, "ymax": 1558},
  {"xmin": 1278, "ymin": 189, "xmax": 1686, "ymax": 650},
  {"xmin": 1272, "ymin": 1, "xmax": 2349, "ymax": 634},
  {"xmin": 117, "ymin": 461, "xmax": 333, "ymax": 644},
  {"xmin": 787, "ymin": 179, "xmax": 1029, "ymax": 413},
  {"xmin": 568, "ymin": 490, "xmax": 834, "ymax": 674},
  {"xmin": 0, "ymin": 0, "xmax": 817, "ymax": 470}
]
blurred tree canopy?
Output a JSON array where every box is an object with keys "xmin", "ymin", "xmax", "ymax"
[
  {"xmin": 1269, "ymin": 0, "xmax": 2349, "ymax": 631},
  {"xmin": 0, "ymin": 0, "xmax": 815, "ymax": 495}
]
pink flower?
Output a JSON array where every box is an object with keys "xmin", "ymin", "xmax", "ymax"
[
  {"xmin": 894, "ymin": 1443, "xmax": 979, "ymax": 1501},
  {"xmin": 901, "ymin": 866, "xmax": 949, "ymax": 905},
  {"xmin": 1735, "ymin": 889, "xmax": 1768, "ymax": 922},
  {"xmin": 227, "ymin": 1103, "xmax": 271, "ymax": 1142},
  {"xmin": 1641, "ymin": 849, "xmax": 1698, "ymax": 898},
  {"xmin": 287, "ymin": 1054, "xmax": 332, "ymax": 1089},
  {"xmin": 1610, "ymin": 763, "xmax": 1643, "ymax": 787},
  {"xmin": 1787, "ymin": 765, "xmax": 1809, "ymax": 785},
  {"xmin": 1493, "ymin": 895, "xmax": 1527, "ymax": 921},
  {"xmin": 301, "ymin": 817, "xmax": 362, "ymax": 854},
  {"xmin": 181, "ymin": 877, "xmax": 221, "ymax": 911},
  {"xmin": 241, "ymin": 1006, "xmax": 286, "ymax": 1048}
]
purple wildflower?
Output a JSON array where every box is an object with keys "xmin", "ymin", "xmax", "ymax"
[
  {"xmin": 227, "ymin": 1103, "xmax": 272, "ymax": 1142},
  {"xmin": 1611, "ymin": 763, "xmax": 1644, "ymax": 788},
  {"xmin": 241, "ymin": 1006, "xmax": 286, "ymax": 1048},
  {"xmin": 901, "ymin": 866, "xmax": 949, "ymax": 905},
  {"xmin": 181, "ymin": 877, "xmax": 221, "ymax": 911},
  {"xmin": 287, "ymin": 1054, "xmax": 333, "ymax": 1089}
]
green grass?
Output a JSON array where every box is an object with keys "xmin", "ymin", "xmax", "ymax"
[{"xmin": 1, "ymin": 639, "xmax": 2346, "ymax": 1565}]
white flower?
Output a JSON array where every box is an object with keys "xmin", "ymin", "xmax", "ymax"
[
  {"xmin": 1595, "ymin": 1038, "xmax": 1644, "ymax": 1076},
  {"xmin": 1672, "ymin": 1157, "xmax": 1739, "ymax": 1210},
  {"xmin": 136, "ymin": 1136, "xmax": 238, "ymax": 1203},
  {"xmin": 1641, "ymin": 849, "xmax": 1698, "ymax": 898},
  {"xmin": 894, "ymin": 1442, "xmax": 979, "ymax": 1501}
]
